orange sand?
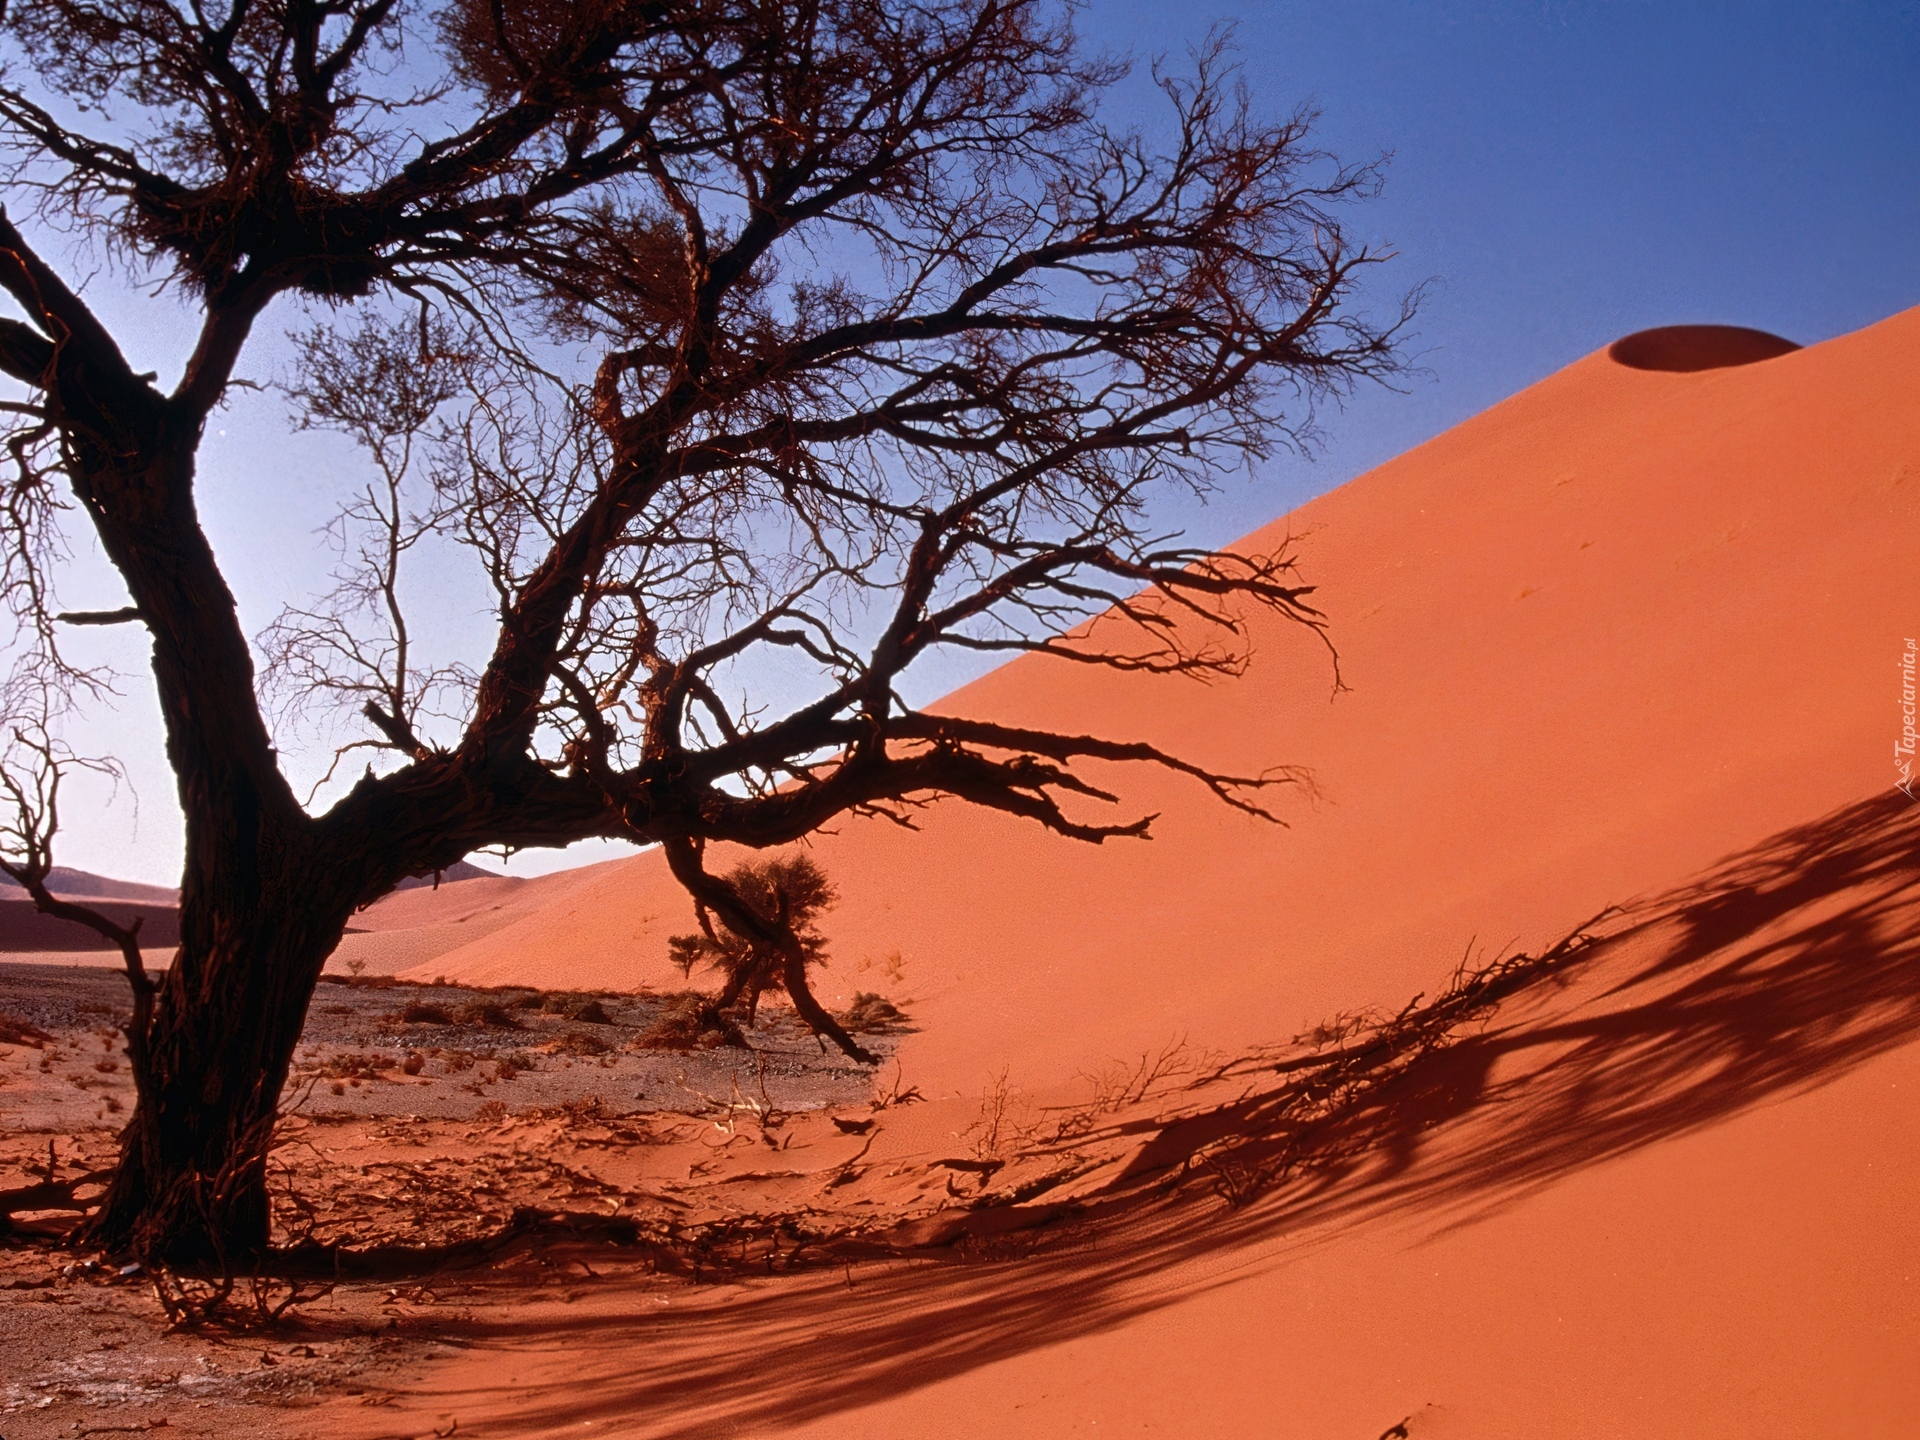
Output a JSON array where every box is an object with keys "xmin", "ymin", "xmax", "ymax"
[
  {"xmin": 404, "ymin": 310, "xmax": 1919, "ymax": 1088},
  {"xmin": 346, "ymin": 310, "xmax": 1920, "ymax": 1436},
  {"xmin": 11, "ymin": 314, "xmax": 1912, "ymax": 1436}
]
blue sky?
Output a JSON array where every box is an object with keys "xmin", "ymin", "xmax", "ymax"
[{"xmin": 35, "ymin": 1, "xmax": 1920, "ymax": 885}]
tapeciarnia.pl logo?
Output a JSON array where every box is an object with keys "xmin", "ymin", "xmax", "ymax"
[{"xmin": 1899, "ymin": 637, "xmax": 1917, "ymax": 799}]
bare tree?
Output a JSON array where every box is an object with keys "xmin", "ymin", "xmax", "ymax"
[{"xmin": 0, "ymin": 0, "xmax": 1411, "ymax": 1266}]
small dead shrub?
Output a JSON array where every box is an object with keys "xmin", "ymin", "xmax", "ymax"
[
  {"xmin": 559, "ymin": 1095, "xmax": 605, "ymax": 1123},
  {"xmin": 396, "ymin": 1001, "xmax": 453, "ymax": 1025},
  {"xmin": 569, "ymin": 998, "xmax": 613, "ymax": 1025},
  {"xmin": 634, "ymin": 993, "xmax": 747, "ymax": 1051},
  {"xmin": 0, "ymin": 1011, "xmax": 52, "ymax": 1048},
  {"xmin": 841, "ymin": 992, "xmax": 907, "ymax": 1032},
  {"xmin": 455, "ymin": 1002, "xmax": 522, "ymax": 1029},
  {"xmin": 309, "ymin": 1051, "xmax": 396, "ymax": 1081},
  {"xmin": 474, "ymin": 1100, "xmax": 508, "ymax": 1123},
  {"xmin": 512, "ymin": 991, "xmax": 546, "ymax": 1010},
  {"xmin": 549, "ymin": 1029, "xmax": 611, "ymax": 1057}
]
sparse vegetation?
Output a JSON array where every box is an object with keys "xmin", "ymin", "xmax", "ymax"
[
  {"xmin": 634, "ymin": 994, "xmax": 749, "ymax": 1052},
  {"xmin": 454, "ymin": 1003, "xmax": 523, "ymax": 1030},
  {"xmin": 0, "ymin": 1009, "xmax": 50, "ymax": 1048},
  {"xmin": 841, "ymin": 993, "xmax": 909, "ymax": 1033},
  {"xmin": 668, "ymin": 853, "xmax": 869, "ymax": 1055}
]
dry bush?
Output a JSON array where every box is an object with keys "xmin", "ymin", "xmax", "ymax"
[
  {"xmin": 634, "ymin": 993, "xmax": 747, "ymax": 1051},
  {"xmin": 669, "ymin": 853, "xmax": 836, "ymax": 1019},
  {"xmin": 965, "ymin": 1068, "xmax": 1021, "ymax": 1160},
  {"xmin": 569, "ymin": 999, "xmax": 614, "ymax": 1025},
  {"xmin": 394, "ymin": 1001, "xmax": 453, "ymax": 1025},
  {"xmin": 479, "ymin": 1050, "xmax": 541, "ymax": 1082},
  {"xmin": 455, "ymin": 1002, "xmax": 523, "ymax": 1029},
  {"xmin": 841, "ymin": 992, "xmax": 907, "ymax": 1033},
  {"xmin": 301, "ymin": 1051, "xmax": 396, "ymax": 1082},
  {"xmin": 548, "ymin": 1030, "xmax": 611, "ymax": 1057}
]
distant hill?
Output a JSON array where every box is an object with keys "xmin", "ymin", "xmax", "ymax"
[
  {"xmin": 0, "ymin": 859, "xmax": 503, "ymax": 955},
  {"xmin": 392, "ymin": 860, "xmax": 502, "ymax": 891},
  {"xmin": 0, "ymin": 898, "xmax": 180, "ymax": 950},
  {"xmin": 0, "ymin": 866, "xmax": 177, "ymax": 904}
]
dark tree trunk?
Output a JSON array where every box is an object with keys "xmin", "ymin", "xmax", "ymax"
[
  {"xmin": 55, "ymin": 407, "xmax": 384, "ymax": 1266},
  {"xmin": 83, "ymin": 851, "xmax": 364, "ymax": 1266},
  {"xmin": 778, "ymin": 937, "xmax": 877, "ymax": 1066}
]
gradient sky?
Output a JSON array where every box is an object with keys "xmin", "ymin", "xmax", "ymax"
[{"xmin": 28, "ymin": 1, "xmax": 1920, "ymax": 885}]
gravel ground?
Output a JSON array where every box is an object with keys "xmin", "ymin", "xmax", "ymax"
[{"xmin": 0, "ymin": 961, "xmax": 903, "ymax": 1130}]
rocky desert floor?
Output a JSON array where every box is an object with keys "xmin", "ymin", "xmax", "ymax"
[
  {"xmin": 0, "ymin": 965, "xmax": 921, "ymax": 1439},
  {"xmin": 0, "ymin": 932, "xmax": 1533, "ymax": 1440}
]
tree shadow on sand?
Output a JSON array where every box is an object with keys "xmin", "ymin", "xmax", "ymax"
[
  {"xmin": 1272, "ymin": 787, "xmax": 1920, "ymax": 1236},
  {"xmin": 406, "ymin": 790, "xmax": 1920, "ymax": 1439}
]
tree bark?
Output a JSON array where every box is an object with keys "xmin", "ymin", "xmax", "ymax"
[
  {"xmin": 47, "ymin": 380, "xmax": 388, "ymax": 1265},
  {"xmin": 82, "ymin": 847, "xmax": 364, "ymax": 1266}
]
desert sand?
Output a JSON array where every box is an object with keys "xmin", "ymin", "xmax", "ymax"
[
  {"xmin": 392, "ymin": 310, "xmax": 1920, "ymax": 1436},
  {"xmin": 5, "ymin": 310, "xmax": 1916, "ymax": 1437}
]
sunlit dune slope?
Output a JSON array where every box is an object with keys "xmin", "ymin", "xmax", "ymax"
[
  {"xmin": 367, "ymin": 310, "xmax": 1920, "ymax": 1440},
  {"xmin": 379, "ymin": 788, "xmax": 1920, "ymax": 1440},
  {"xmin": 403, "ymin": 309, "xmax": 1920, "ymax": 1106}
]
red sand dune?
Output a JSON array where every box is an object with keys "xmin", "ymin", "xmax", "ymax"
[
  {"xmin": 0, "ymin": 865, "xmax": 178, "ymax": 904},
  {"xmin": 361, "ymin": 308, "xmax": 1920, "ymax": 1437},
  {"xmin": 331, "ymin": 857, "xmax": 642, "ymax": 977},
  {"xmin": 406, "ymin": 310, "xmax": 1918, "ymax": 1092},
  {"xmin": 0, "ymin": 862, "xmax": 498, "ymax": 966}
]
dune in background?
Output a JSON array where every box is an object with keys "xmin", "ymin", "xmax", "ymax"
[
  {"xmin": 400, "ymin": 310, "xmax": 1920, "ymax": 1096},
  {"xmin": 351, "ymin": 310, "xmax": 1920, "ymax": 1438}
]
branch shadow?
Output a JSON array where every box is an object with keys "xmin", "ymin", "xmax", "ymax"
[
  {"xmin": 1275, "ymin": 788, "xmax": 1920, "ymax": 1236},
  {"xmin": 393, "ymin": 789, "xmax": 1920, "ymax": 1438}
]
